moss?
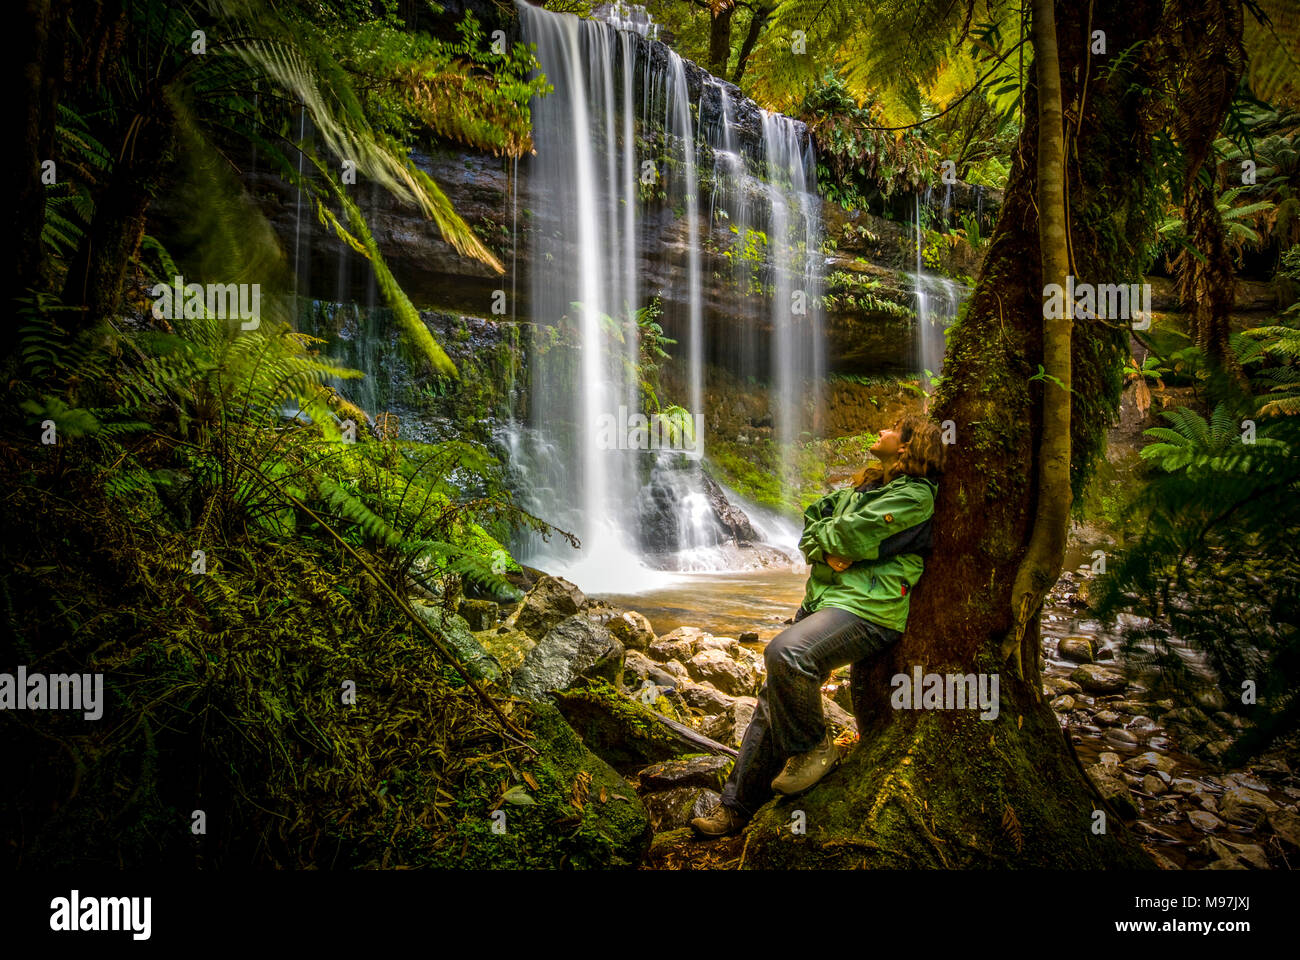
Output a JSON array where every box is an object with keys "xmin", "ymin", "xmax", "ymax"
[
  {"xmin": 742, "ymin": 703, "xmax": 1157, "ymax": 869},
  {"xmin": 551, "ymin": 678, "xmax": 688, "ymax": 773},
  {"xmin": 380, "ymin": 701, "xmax": 651, "ymax": 869}
]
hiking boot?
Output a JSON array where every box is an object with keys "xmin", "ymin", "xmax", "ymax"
[
  {"xmin": 771, "ymin": 728, "xmax": 842, "ymax": 796},
  {"xmin": 690, "ymin": 801, "xmax": 748, "ymax": 837}
]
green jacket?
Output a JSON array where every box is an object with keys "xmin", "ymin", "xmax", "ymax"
[{"xmin": 798, "ymin": 474, "xmax": 939, "ymax": 634}]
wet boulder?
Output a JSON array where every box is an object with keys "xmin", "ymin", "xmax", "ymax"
[
  {"xmin": 643, "ymin": 787, "xmax": 723, "ymax": 832},
  {"xmin": 702, "ymin": 697, "xmax": 758, "ymax": 748},
  {"xmin": 1071, "ymin": 664, "xmax": 1127, "ymax": 694},
  {"xmin": 509, "ymin": 614, "xmax": 624, "ymax": 701},
  {"xmin": 687, "ymin": 648, "xmax": 760, "ymax": 697},
  {"xmin": 678, "ymin": 680, "xmax": 735, "ymax": 716},
  {"xmin": 1056, "ymin": 637, "xmax": 1094, "ymax": 663},
  {"xmin": 637, "ymin": 755, "xmax": 734, "ymax": 793},
  {"xmin": 609, "ymin": 610, "xmax": 656, "ymax": 651},
  {"xmin": 509, "ymin": 574, "xmax": 586, "ymax": 641}
]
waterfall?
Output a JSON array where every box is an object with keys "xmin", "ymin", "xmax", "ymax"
[
  {"xmin": 761, "ymin": 111, "xmax": 823, "ymax": 493},
  {"xmin": 508, "ymin": 1, "xmax": 822, "ymax": 593},
  {"xmin": 912, "ymin": 193, "xmax": 969, "ymax": 389}
]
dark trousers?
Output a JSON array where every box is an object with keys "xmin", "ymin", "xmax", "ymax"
[{"xmin": 719, "ymin": 605, "xmax": 902, "ymax": 817}]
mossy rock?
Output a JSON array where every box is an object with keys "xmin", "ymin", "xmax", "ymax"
[
  {"xmin": 474, "ymin": 626, "xmax": 535, "ymax": 672},
  {"xmin": 552, "ymin": 679, "xmax": 692, "ymax": 774},
  {"xmin": 411, "ymin": 603, "xmax": 503, "ymax": 683},
  {"xmin": 390, "ymin": 701, "xmax": 651, "ymax": 869}
]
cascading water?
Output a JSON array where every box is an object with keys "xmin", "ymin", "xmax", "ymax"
[
  {"xmin": 912, "ymin": 193, "xmax": 969, "ymax": 390},
  {"xmin": 761, "ymin": 111, "xmax": 824, "ymax": 492},
  {"xmin": 507, "ymin": 1, "xmax": 823, "ymax": 593}
]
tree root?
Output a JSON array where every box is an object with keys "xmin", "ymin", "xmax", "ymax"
[{"xmin": 864, "ymin": 733, "xmax": 950, "ymax": 868}]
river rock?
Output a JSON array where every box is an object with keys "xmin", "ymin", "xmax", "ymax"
[
  {"xmin": 739, "ymin": 631, "xmax": 759, "ymax": 643},
  {"xmin": 1095, "ymin": 710, "xmax": 1122, "ymax": 726},
  {"xmin": 662, "ymin": 658, "xmax": 690, "ymax": 680},
  {"xmin": 1124, "ymin": 751, "xmax": 1179, "ymax": 775},
  {"xmin": 1050, "ymin": 694, "xmax": 1077, "ymax": 712},
  {"xmin": 473, "ymin": 625, "xmax": 535, "ymax": 672},
  {"xmin": 1043, "ymin": 676, "xmax": 1084, "ymax": 698},
  {"xmin": 1103, "ymin": 728, "xmax": 1139, "ymax": 749},
  {"xmin": 1213, "ymin": 711, "xmax": 1245, "ymax": 731},
  {"xmin": 1071, "ymin": 664, "xmax": 1127, "ymax": 693},
  {"xmin": 703, "ymin": 697, "xmax": 758, "ymax": 748},
  {"xmin": 1142, "ymin": 774, "xmax": 1167, "ymax": 795},
  {"xmin": 509, "ymin": 614, "xmax": 623, "ymax": 700},
  {"xmin": 608, "ymin": 610, "xmax": 656, "ymax": 651},
  {"xmin": 649, "ymin": 636, "xmax": 699, "ymax": 663},
  {"xmin": 1188, "ymin": 810, "xmax": 1223, "ymax": 832},
  {"xmin": 678, "ymin": 680, "xmax": 735, "ymax": 716},
  {"xmin": 1205, "ymin": 837, "xmax": 1269, "ymax": 870},
  {"xmin": 1095, "ymin": 647, "xmax": 1115, "ymax": 661},
  {"xmin": 1219, "ymin": 784, "xmax": 1278, "ymax": 826},
  {"xmin": 1194, "ymin": 688, "xmax": 1229, "ymax": 713},
  {"xmin": 457, "ymin": 598, "xmax": 498, "ymax": 632},
  {"xmin": 551, "ymin": 680, "xmax": 696, "ymax": 771},
  {"xmin": 637, "ymin": 755, "xmax": 733, "ymax": 793},
  {"xmin": 1098, "ymin": 752, "xmax": 1122, "ymax": 767},
  {"xmin": 643, "ymin": 787, "xmax": 723, "ymax": 832},
  {"xmin": 1087, "ymin": 763, "xmax": 1139, "ymax": 818},
  {"xmin": 822, "ymin": 696, "xmax": 857, "ymax": 735},
  {"xmin": 697, "ymin": 635, "xmax": 741, "ymax": 656},
  {"xmin": 623, "ymin": 649, "xmax": 679, "ymax": 690},
  {"xmin": 1267, "ymin": 808, "xmax": 1300, "ymax": 849},
  {"xmin": 509, "ymin": 574, "xmax": 586, "ymax": 640},
  {"xmin": 1163, "ymin": 706, "xmax": 1210, "ymax": 727},
  {"xmin": 1110, "ymin": 700, "xmax": 1156, "ymax": 715},
  {"xmin": 687, "ymin": 648, "xmax": 759, "ymax": 697},
  {"xmin": 1057, "ymin": 637, "xmax": 1094, "ymax": 663}
]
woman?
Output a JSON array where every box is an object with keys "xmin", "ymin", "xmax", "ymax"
[{"xmin": 691, "ymin": 415, "xmax": 947, "ymax": 837}]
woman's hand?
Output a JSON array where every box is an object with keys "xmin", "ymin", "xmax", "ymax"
[{"xmin": 826, "ymin": 554, "xmax": 852, "ymax": 572}]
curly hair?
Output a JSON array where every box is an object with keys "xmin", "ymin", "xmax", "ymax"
[
  {"xmin": 852, "ymin": 414, "xmax": 947, "ymax": 486},
  {"xmin": 894, "ymin": 416, "xmax": 947, "ymax": 481}
]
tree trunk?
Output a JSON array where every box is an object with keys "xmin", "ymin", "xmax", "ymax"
[
  {"xmin": 707, "ymin": 3, "xmax": 734, "ymax": 77},
  {"xmin": 10, "ymin": 0, "xmax": 70, "ymax": 301},
  {"xmin": 1167, "ymin": 0, "xmax": 1247, "ymax": 390},
  {"xmin": 730, "ymin": 5, "xmax": 770, "ymax": 87},
  {"xmin": 741, "ymin": 0, "xmax": 1170, "ymax": 869},
  {"xmin": 1003, "ymin": 0, "xmax": 1072, "ymax": 677},
  {"xmin": 61, "ymin": 91, "xmax": 176, "ymax": 328}
]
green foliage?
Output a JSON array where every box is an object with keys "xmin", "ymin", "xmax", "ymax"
[
  {"xmin": 1090, "ymin": 320, "xmax": 1300, "ymax": 760},
  {"xmin": 326, "ymin": 13, "xmax": 549, "ymax": 156},
  {"xmin": 804, "ymin": 74, "xmax": 935, "ymax": 205}
]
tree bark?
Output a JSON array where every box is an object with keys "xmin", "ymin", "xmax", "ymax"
[
  {"xmin": 61, "ymin": 90, "xmax": 177, "ymax": 328},
  {"xmin": 10, "ymin": 0, "xmax": 70, "ymax": 302},
  {"xmin": 707, "ymin": 3, "xmax": 734, "ymax": 77},
  {"xmin": 742, "ymin": 0, "xmax": 1171, "ymax": 869},
  {"xmin": 1003, "ymin": 0, "xmax": 1072, "ymax": 678},
  {"xmin": 730, "ymin": 4, "xmax": 771, "ymax": 87}
]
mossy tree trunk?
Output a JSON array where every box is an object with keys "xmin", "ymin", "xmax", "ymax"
[
  {"xmin": 741, "ymin": 0, "xmax": 1174, "ymax": 869},
  {"xmin": 61, "ymin": 87, "xmax": 177, "ymax": 329},
  {"xmin": 1004, "ymin": 0, "xmax": 1072, "ymax": 677}
]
